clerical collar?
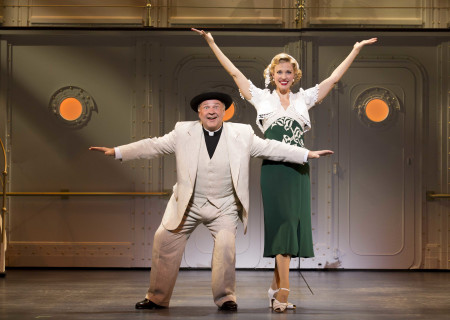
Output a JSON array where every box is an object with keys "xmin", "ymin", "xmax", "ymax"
[{"xmin": 203, "ymin": 125, "xmax": 223, "ymax": 137}]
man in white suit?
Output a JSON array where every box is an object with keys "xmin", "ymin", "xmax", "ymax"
[{"xmin": 90, "ymin": 92, "xmax": 332, "ymax": 311}]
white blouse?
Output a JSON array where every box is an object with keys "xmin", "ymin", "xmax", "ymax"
[{"xmin": 241, "ymin": 80, "xmax": 319, "ymax": 134}]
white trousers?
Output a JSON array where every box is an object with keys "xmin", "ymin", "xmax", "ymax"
[{"xmin": 145, "ymin": 196, "xmax": 241, "ymax": 307}]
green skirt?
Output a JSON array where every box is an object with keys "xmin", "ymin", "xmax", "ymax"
[{"xmin": 261, "ymin": 160, "xmax": 314, "ymax": 258}]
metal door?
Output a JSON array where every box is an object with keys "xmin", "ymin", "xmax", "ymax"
[{"xmin": 336, "ymin": 60, "xmax": 421, "ymax": 268}]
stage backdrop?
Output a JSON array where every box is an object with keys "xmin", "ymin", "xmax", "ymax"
[{"xmin": 0, "ymin": 30, "xmax": 448, "ymax": 270}]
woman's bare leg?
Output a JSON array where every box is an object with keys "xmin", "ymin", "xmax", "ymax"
[
  {"xmin": 274, "ymin": 254, "xmax": 291, "ymax": 303},
  {"xmin": 271, "ymin": 261, "xmax": 280, "ymax": 290}
]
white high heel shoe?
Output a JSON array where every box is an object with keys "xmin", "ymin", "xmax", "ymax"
[
  {"xmin": 272, "ymin": 288, "xmax": 290, "ymax": 313},
  {"xmin": 268, "ymin": 287, "xmax": 296, "ymax": 309}
]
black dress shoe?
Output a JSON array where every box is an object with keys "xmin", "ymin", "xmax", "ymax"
[
  {"xmin": 218, "ymin": 301, "xmax": 238, "ymax": 311},
  {"xmin": 135, "ymin": 298, "xmax": 166, "ymax": 309}
]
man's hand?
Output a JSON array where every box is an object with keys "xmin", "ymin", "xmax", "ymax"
[
  {"xmin": 89, "ymin": 147, "xmax": 115, "ymax": 157},
  {"xmin": 308, "ymin": 150, "xmax": 334, "ymax": 159}
]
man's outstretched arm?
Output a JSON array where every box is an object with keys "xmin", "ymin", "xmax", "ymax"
[
  {"xmin": 250, "ymin": 130, "xmax": 333, "ymax": 163},
  {"xmin": 89, "ymin": 127, "xmax": 177, "ymax": 162}
]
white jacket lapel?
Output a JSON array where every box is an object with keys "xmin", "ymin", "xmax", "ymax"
[{"xmin": 186, "ymin": 122, "xmax": 202, "ymax": 187}]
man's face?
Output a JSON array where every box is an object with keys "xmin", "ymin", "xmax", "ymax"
[{"xmin": 198, "ymin": 99, "xmax": 226, "ymax": 131}]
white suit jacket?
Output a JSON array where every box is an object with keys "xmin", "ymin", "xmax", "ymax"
[{"xmin": 118, "ymin": 121, "xmax": 309, "ymax": 234}]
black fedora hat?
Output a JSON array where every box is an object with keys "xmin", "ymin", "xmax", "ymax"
[{"xmin": 190, "ymin": 92, "xmax": 233, "ymax": 112}]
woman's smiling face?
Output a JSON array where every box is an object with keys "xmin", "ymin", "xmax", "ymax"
[{"xmin": 273, "ymin": 61, "xmax": 295, "ymax": 92}]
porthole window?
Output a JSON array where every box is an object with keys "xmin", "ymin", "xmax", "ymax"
[
  {"xmin": 49, "ymin": 86, "xmax": 96, "ymax": 128},
  {"xmin": 365, "ymin": 99, "xmax": 390, "ymax": 123},
  {"xmin": 224, "ymin": 103, "xmax": 235, "ymax": 121},
  {"xmin": 59, "ymin": 97, "xmax": 83, "ymax": 121},
  {"xmin": 354, "ymin": 87, "xmax": 400, "ymax": 128}
]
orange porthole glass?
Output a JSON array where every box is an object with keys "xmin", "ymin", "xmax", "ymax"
[
  {"xmin": 59, "ymin": 97, "xmax": 83, "ymax": 121},
  {"xmin": 49, "ymin": 86, "xmax": 96, "ymax": 128},
  {"xmin": 365, "ymin": 99, "xmax": 389, "ymax": 123},
  {"xmin": 224, "ymin": 103, "xmax": 235, "ymax": 121}
]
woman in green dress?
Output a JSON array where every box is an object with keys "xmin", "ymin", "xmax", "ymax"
[{"xmin": 193, "ymin": 28, "xmax": 376, "ymax": 312}]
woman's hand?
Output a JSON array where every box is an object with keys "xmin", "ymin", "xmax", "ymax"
[
  {"xmin": 191, "ymin": 27, "xmax": 251, "ymax": 100},
  {"xmin": 317, "ymin": 38, "xmax": 377, "ymax": 102},
  {"xmin": 354, "ymin": 38, "xmax": 377, "ymax": 51},
  {"xmin": 89, "ymin": 146, "xmax": 115, "ymax": 157},
  {"xmin": 192, "ymin": 28, "xmax": 214, "ymax": 45},
  {"xmin": 307, "ymin": 150, "xmax": 334, "ymax": 159}
]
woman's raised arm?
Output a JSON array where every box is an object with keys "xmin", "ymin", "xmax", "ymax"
[
  {"xmin": 192, "ymin": 28, "xmax": 252, "ymax": 100},
  {"xmin": 317, "ymin": 38, "xmax": 377, "ymax": 103}
]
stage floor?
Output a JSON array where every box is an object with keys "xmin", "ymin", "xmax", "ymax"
[{"xmin": 1, "ymin": 269, "xmax": 449, "ymax": 319}]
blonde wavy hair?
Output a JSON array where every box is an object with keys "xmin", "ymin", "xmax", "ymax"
[{"xmin": 263, "ymin": 53, "xmax": 302, "ymax": 87}]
